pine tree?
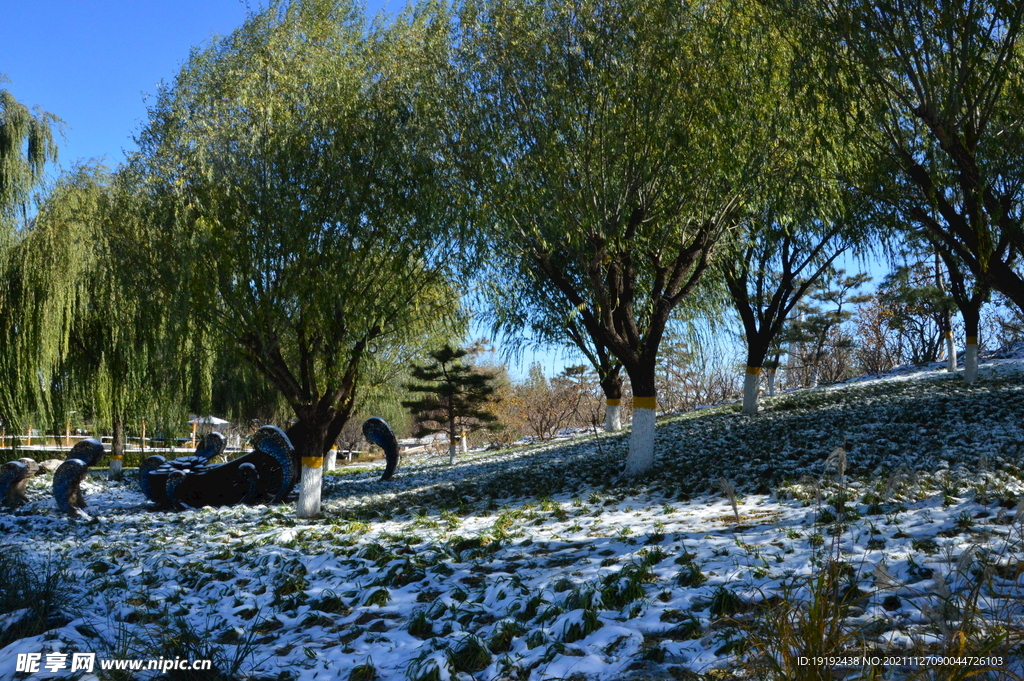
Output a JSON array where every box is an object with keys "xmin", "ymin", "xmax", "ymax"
[
  {"xmin": 781, "ymin": 270, "xmax": 872, "ymax": 387},
  {"xmin": 403, "ymin": 345, "xmax": 500, "ymax": 465}
]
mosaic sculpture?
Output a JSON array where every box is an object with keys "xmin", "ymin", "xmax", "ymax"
[
  {"xmin": 52, "ymin": 439, "xmax": 105, "ymax": 517},
  {"xmin": 140, "ymin": 417, "xmax": 400, "ymax": 512},
  {"xmin": 0, "ymin": 458, "xmax": 40, "ymax": 507},
  {"xmin": 363, "ymin": 417, "xmax": 399, "ymax": 481},
  {"xmin": 140, "ymin": 427, "xmax": 293, "ymax": 510}
]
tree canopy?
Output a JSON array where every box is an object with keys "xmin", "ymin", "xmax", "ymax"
[
  {"xmin": 0, "ymin": 81, "xmax": 59, "ymax": 226},
  {"xmin": 113, "ymin": 0, "xmax": 470, "ymax": 465},
  {"xmin": 459, "ymin": 0, "xmax": 818, "ymax": 473},
  {"xmin": 776, "ymin": 0, "xmax": 1024, "ymax": 313}
]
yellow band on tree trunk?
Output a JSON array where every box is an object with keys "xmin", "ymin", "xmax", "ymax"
[
  {"xmin": 967, "ymin": 336, "xmax": 978, "ymax": 345},
  {"xmin": 745, "ymin": 366, "xmax": 762, "ymax": 375},
  {"xmin": 606, "ymin": 399, "xmax": 621, "ymax": 406},
  {"xmin": 945, "ymin": 331, "xmax": 954, "ymax": 338},
  {"xmin": 633, "ymin": 396, "xmax": 657, "ymax": 410},
  {"xmin": 302, "ymin": 457, "xmax": 324, "ymax": 469},
  {"xmin": 109, "ymin": 455, "xmax": 123, "ymax": 460}
]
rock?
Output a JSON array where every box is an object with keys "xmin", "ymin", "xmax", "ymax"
[{"xmin": 38, "ymin": 459, "xmax": 64, "ymax": 473}]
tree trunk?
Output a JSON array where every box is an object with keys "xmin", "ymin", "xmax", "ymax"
[
  {"xmin": 767, "ymin": 366, "xmax": 776, "ymax": 397},
  {"xmin": 964, "ymin": 311, "xmax": 980, "ymax": 385},
  {"xmin": 111, "ymin": 417, "xmax": 124, "ymax": 459},
  {"xmin": 448, "ymin": 413, "xmax": 458, "ymax": 465},
  {"xmin": 297, "ymin": 456, "xmax": 323, "ymax": 519},
  {"xmin": 601, "ymin": 370, "xmax": 623, "ymax": 432},
  {"xmin": 965, "ymin": 337, "xmax": 978, "ymax": 383},
  {"xmin": 945, "ymin": 328, "xmax": 956, "ymax": 373},
  {"xmin": 286, "ymin": 412, "xmax": 334, "ymax": 488},
  {"xmin": 741, "ymin": 342, "xmax": 770, "ymax": 415},
  {"xmin": 624, "ymin": 362, "xmax": 657, "ymax": 476},
  {"xmin": 109, "ymin": 417, "xmax": 124, "ymax": 480},
  {"xmin": 742, "ymin": 368, "xmax": 761, "ymax": 415},
  {"xmin": 604, "ymin": 400, "xmax": 622, "ymax": 431},
  {"xmin": 284, "ymin": 384, "xmax": 359, "ymax": 488}
]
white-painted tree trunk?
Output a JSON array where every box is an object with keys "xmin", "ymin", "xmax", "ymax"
[
  {"xmin": 767, "ymin": 368, "xmax": 776, "ymax": 397},
  {"xmin": 624, "ymin": 406, "xmax": 656, "ymax": 476},
  {"xmin": 461, "ymin": 433, "xmax": 468, "ymax": 454},
  {"xmin": 741, "ymin": 368, "xmax": 760, "ymax": 415},
  {"xmin": 448, "ymin": 443, "xmax": 457, "ymax": 465},
  {"xmin": 945, "ymin": 330, "xmax": 956, "ymax": 372},
  {"xmin": 108, "ymin": 456, "xmax": 122, "ymax": 480},
  {"xmin": 965, "ymin": 338, "xmax": 978, "ymax": 384},
  {"xmin": 809, "ymin": 364, "xmax": 819, "ymax": 389},
  {"xmin": 605, "ymin": 400, "xmax": 622, "ymax": 432},
  {"xmin": 297, "ymin": 460, "xmax": 323, "ymax": 519},
  {"xmin": 325, "ymin": 448, "xmax": 337, "ymax": 472}
]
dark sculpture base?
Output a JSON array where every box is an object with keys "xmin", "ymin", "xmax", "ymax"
[{"xmin": 140, "ymin": 427, "xmax": 293, "ymax": 510}]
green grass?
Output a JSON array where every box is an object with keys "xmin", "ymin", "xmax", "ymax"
[{"xmin": 0, "ymin": 547, "xmax": 71, "ymax": 648}]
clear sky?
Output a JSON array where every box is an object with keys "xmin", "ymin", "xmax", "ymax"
[{"xmin": 1, "ymin": 1, "xmax": 253, "ymax": 171}]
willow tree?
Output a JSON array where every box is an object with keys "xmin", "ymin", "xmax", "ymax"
[
  {"xmin": 116, "ymin": 0, "xmax": 467, "ymax": 467},
  {"xmin": 0, "ymin": 82, "xmax": 59, "ymax": 224},
  {"xmin": 724, "ymin": 215, "xmax": 856, "ymax": 415},
  {"xmin": 460, "ymin": 0, "xmax": 796, "ymax": 474},
  {"xmin": 775, "ymin": 1, "xmax": 1024, "ymax": 327},
  {"xmin": 5, "ymin": 166, "xmax": 196, "ymax": 458},
  {"xmin": 12, "ymin": 167, "xmax": 109, "ymax": 435},
  {"xmin": 478, "ymin": 270, "xmax": 626, "ymax": 431},
  {"xmin": 0, "ymin": 84, "xmax": 60, "ymax": 434}
]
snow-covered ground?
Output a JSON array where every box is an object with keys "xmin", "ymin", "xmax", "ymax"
[{"xmin": 2, "ymin": 353, "xmax": 1024, "ymax": 680}]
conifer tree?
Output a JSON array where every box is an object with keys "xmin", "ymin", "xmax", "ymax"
[
  {"xmin": 403, "ymin": 345, "xmax": 500, "ymax": 465},
  {"xmin": 782, "ymin": 270, "xmax": 872, "ymax": 387}
]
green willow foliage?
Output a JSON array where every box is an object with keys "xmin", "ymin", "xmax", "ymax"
[
  {"xmin": 0, "ymin": 167, "xmax": 197, "ymax": 439},
  {"xmin": 0, "ymin": 84, "xmax": 60, "ymax": 430},
  {"xmin": 0, "ymin": 83, "xmax": 59, "ymax": 226},
  {"xmin": 457, "ymin": 0, "xmax": 808, "ymax": 471},
  {"xmin": 459, "ymin": 0, "xmax": 794, "ymax": 390},
  {"xmin": 113, "ymin": 0, "xmax": 469, "ymax": 456},
  {"xmin": 773, "ymin": 0, "xmax": 1024, "ymax": 312}
]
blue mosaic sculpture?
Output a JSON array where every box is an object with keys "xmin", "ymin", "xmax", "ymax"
[
  {"xmin": 140, "ymin": 427, "xmax": 293, "ymax": 510},
  {"xmin": 363, "ymin": 417, "xmax": 399, "ymax": 481},
  {"xmin": 0, "ymin": 458, "xmax": 39, "ymax": 507},
  {"xmin": 53, "ymin": 439, "xmax": 105, "ymax": 517},
  {"xmin": 139, "ymin": 417, "xmax": 399, "ymax": 511}
]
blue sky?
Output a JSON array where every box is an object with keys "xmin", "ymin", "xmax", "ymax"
[{"xmin": 1, "ymin": 1, "xmax": 253, "ymax": 170}]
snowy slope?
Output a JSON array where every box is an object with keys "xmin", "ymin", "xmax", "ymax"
[{"xmin": 1, "ymin": 353, "xmax": 1023, "ymax": 680}]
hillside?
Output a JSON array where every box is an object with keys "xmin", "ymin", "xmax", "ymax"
[{"xmin": 2, "ymin": 354, "xmax": 1023, "ymax": 680}]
